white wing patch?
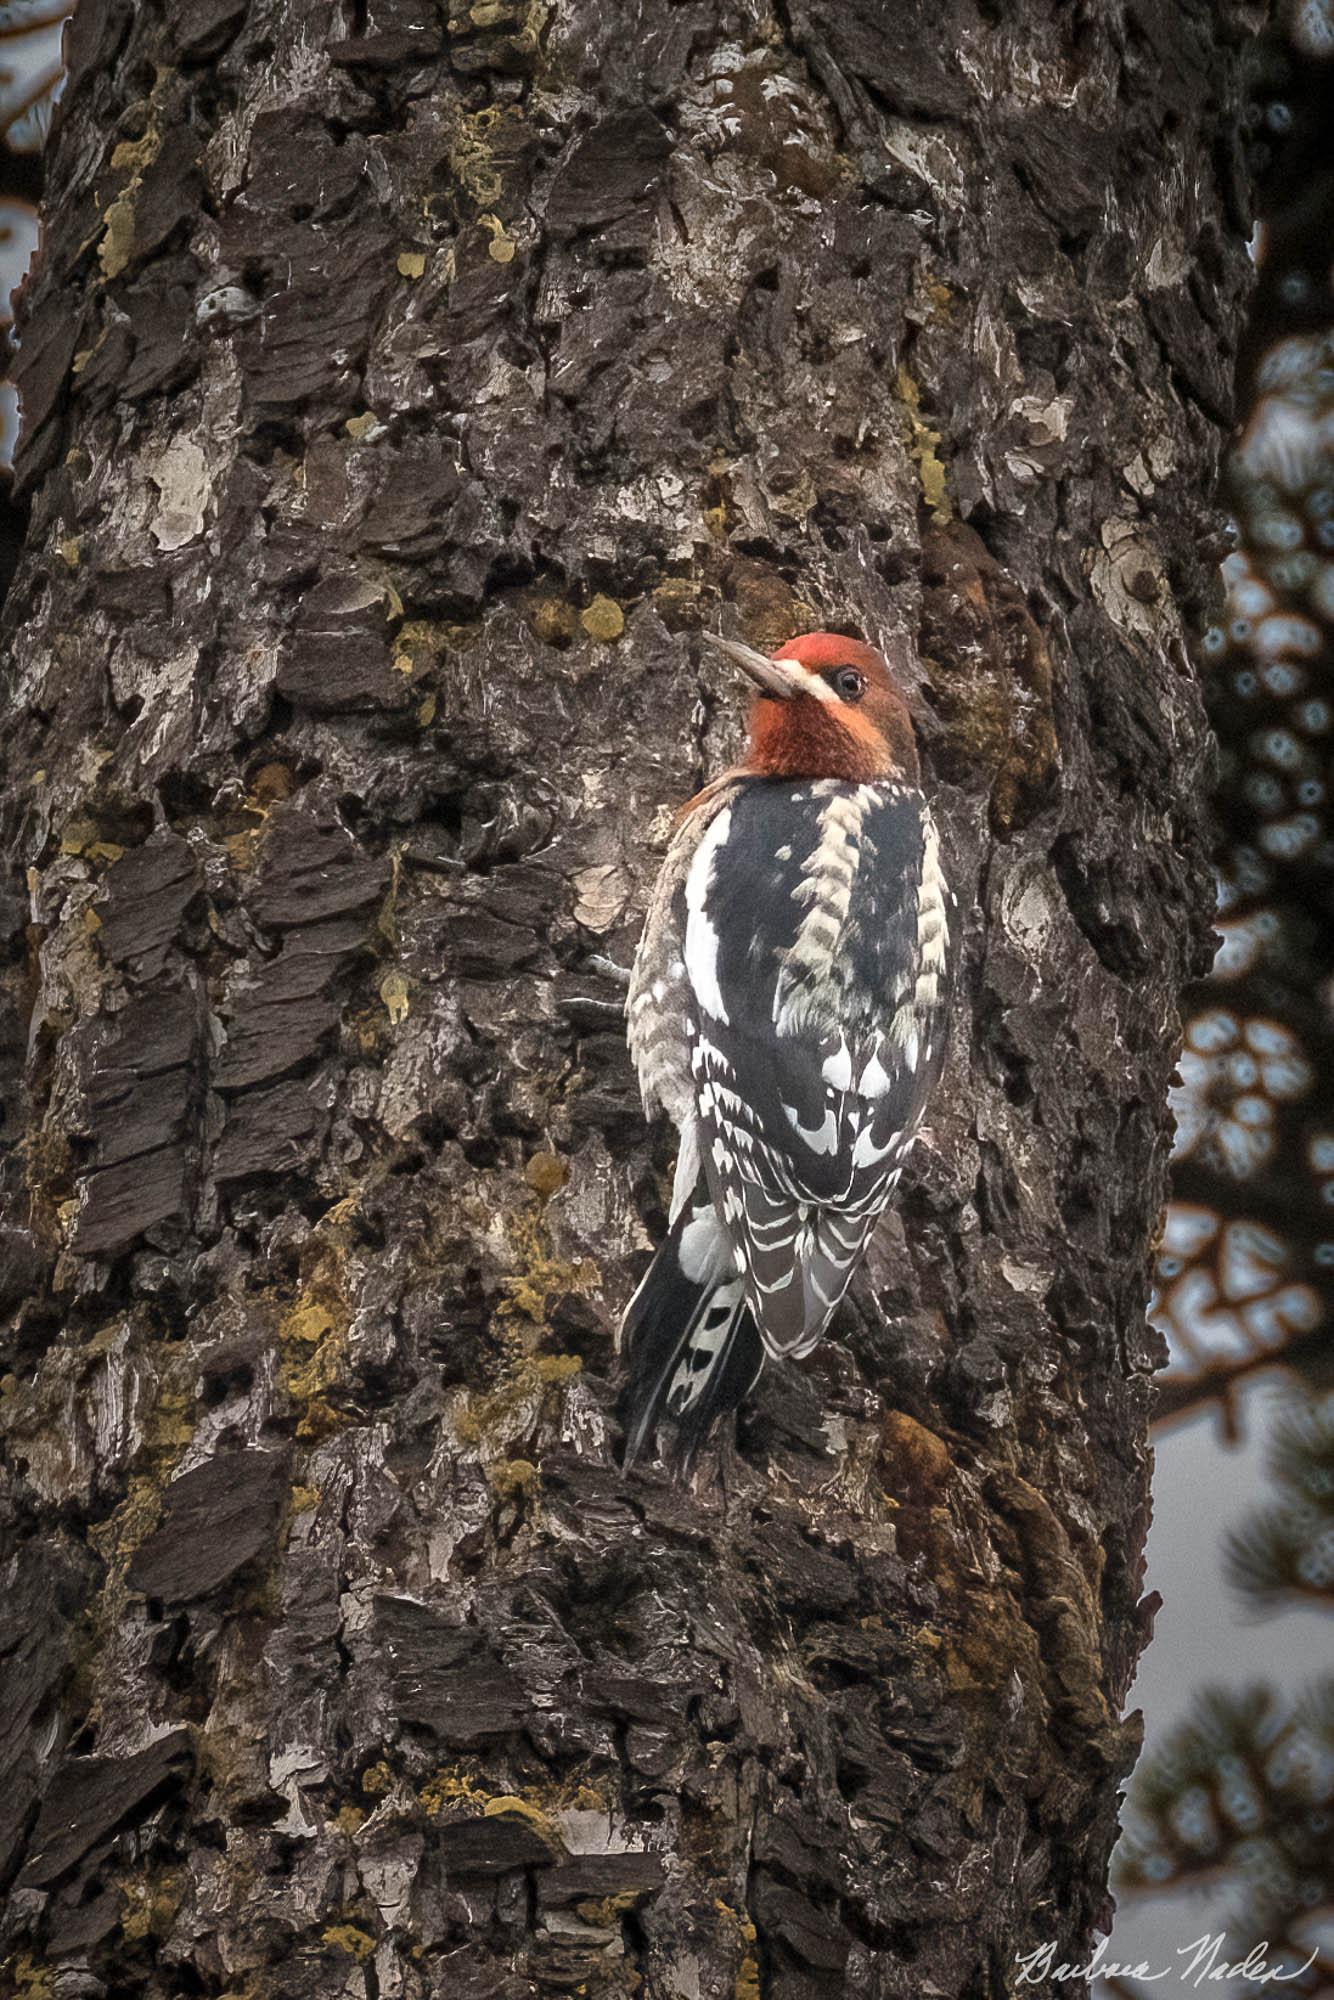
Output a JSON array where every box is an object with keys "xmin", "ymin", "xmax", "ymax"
[
  {"xmin": 857, "ymin": 1046, "xmax": 891, "ymax": 1096},
  {"xmin": 914, "ymin": 813, "xmax": 950, "ymax": 1016},
  {"xmin": 678, "ymin": 1200, "xmax": 734, "ymax": 1286},
  {"xmin": 782, "ymin": 1102, "xmax": 839, "ymax": 1155},
  {"xmin": 684, "ymin": 805, "xmax": 734, "ymax": 1024},
  {"xmin": 821, "ymin": 1041, "xmax": 853, "ymax": 1090},
  {"xmin": 852, "ymin": 1122, "xmax": 900, "ymax": 1169}
]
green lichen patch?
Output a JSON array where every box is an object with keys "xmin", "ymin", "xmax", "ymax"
[
  {"xmin": 99, "ymin": 128, "xmax": 163, "ymax": 280},
  {"xmin": 524, "ymin": 1151, "xmax": 569, "ymax": 1199},
  {"xmin": 486, "ymin": 1455, "xmax": 541, "ymax": 1504},
  {"xmin": 580, "ymin": 595, "xmax": 624, "ymax": 642},
  {"xmin": 482, "ymin": 1791, "xmax": 560, "ymax": 1842},
  {"xmin": 527, "ymin": 597, "xmax": 579, "ymax": 647},
  {"xmin": 278, "ymin": 1274, "xmax": 352, "ymax": 1442},
  {"xmin": 119, "ymin": 1868, "xmax": 184, "ymax": 1944},
  {"xmin": 452, "ymin": 1350, "xmax": 584, "ymax": 1451},
  {"xmin": 420, "ymin": 1764, "xmax": 488, "ymax": 1818},
  {"xmin": 4, "ymin": 1953, "xmax": 53, "ymax": 2000},
  {"xmin": 322, "ymin": 1924, "xmax": 375, "ymax": 1961},
  {"xmin": 87, "ymin": 1342, "xmax": 196, "ymax": 1581},
  {"xmin": 896, "ymin": 366, "xmax": 952, "ymax": 522},
  {"xmin": 498, "ymin": 1206, "xmax": 600, "ymax": 1328}
]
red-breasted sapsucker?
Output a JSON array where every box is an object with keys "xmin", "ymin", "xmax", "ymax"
[{"xmin": 621, "ymin": 629, "xmax": 955, "ymax": 1467}]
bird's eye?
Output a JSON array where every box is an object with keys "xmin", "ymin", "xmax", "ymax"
[{"xmin": 832, "ymin": 668, "xmax": 867, "ymax": 702}]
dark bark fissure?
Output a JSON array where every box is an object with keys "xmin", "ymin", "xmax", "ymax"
[{"xmin": 0, "ymin": 3, "xmax": 1257, "ymax": 1997}]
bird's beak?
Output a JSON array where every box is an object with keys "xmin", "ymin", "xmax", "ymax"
[{"xmin": 700, "ymin": 631, "xmax": 800, "ymax": 700}]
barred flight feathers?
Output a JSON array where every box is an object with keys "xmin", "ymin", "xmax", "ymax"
[
  {"xmin": 619, "ymin": 1194, "xmax": 764, "ymax": 1470},
  {"xmin": 625, "ymin": 777, "xmax": 742, "ymax": 1142}
]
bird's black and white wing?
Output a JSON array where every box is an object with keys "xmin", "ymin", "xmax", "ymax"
[
  {"xmin": 622, "ymin": 777, "xmax": 763, "ymax": 1459},
  {"xmin": 626, "ymin": 777, "xmax": 743, "ymax": 1217},
  {"xmin": 680, "ymin": 777, "xmax": 954, "ymax": 1358}
]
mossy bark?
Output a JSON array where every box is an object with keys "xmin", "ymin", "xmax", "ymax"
[{"xmin": 0, "ymin": 3, "xmax": 1255, "ymax": 1996}]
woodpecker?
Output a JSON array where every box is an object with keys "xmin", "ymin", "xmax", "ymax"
[{"xmin": 620, "ymin": 628, "xmax": 955, "ymax": 1468}]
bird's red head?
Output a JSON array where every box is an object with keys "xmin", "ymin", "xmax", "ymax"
[{"xmin": 705, "ymin": 630, "xmax": 920, "ymax": 785}]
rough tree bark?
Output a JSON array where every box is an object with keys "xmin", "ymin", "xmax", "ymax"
[{"xmin": 0, "ymin": 4, "xmax": 1256, "ymax": 1997}]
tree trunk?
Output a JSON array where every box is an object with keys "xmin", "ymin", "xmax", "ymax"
[{"xmin": 0, "ymin": 4, "xmax": 1255, "ymax": 1996}]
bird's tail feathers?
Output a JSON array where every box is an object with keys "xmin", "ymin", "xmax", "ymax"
[
  {"xmin": 620, "ymin": 1198, "xmax": 763, "ymax": 1471},
  {"xmin": 729, "ymin": 1181, "xmax": 877, "ymax": 1360}
]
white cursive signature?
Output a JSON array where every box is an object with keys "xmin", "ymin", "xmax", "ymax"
[{"xmin": 1015, "ymin": 1934, "xmax": 1320, "ymax": 1988}]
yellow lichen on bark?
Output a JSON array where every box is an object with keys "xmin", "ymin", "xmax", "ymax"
[{"xmin": 896, "ymin": 365, "xmax": 952, "ymax": 521}]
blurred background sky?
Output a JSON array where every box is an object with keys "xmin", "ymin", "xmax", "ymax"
[{"xmin": 1111, "ymin": 1382, "xmax": 1332, "ymax": 1991}]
